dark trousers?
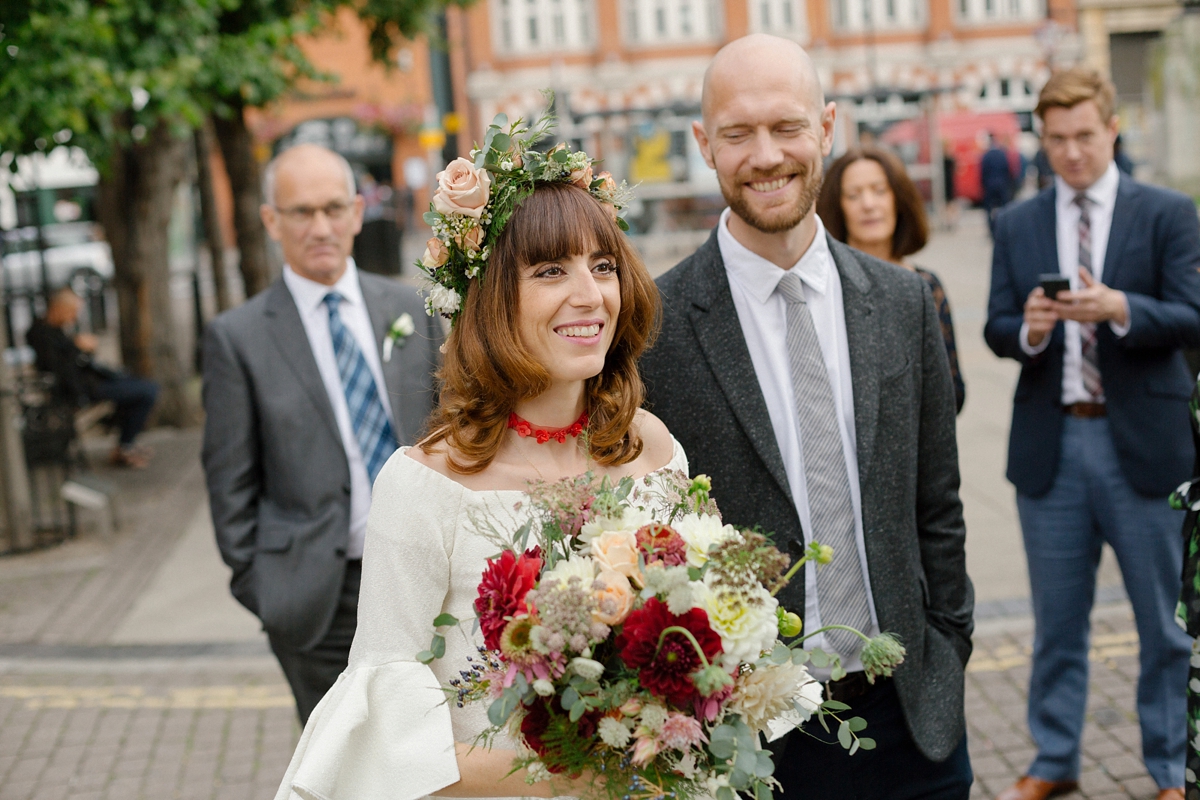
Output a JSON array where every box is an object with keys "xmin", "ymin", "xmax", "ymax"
[
  {"xmin": 268, "ymin": 560, "xmax": 361, "ymax": 725},
  {"xmin": 91, "ymin": 376, "xmax": 158, "ymax": 446},
  {"xmin": 774, "ymin": 680, "xmax": 973, "ymax": 800}
]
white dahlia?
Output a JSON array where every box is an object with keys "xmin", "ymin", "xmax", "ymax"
[
  {"xmin": 693, "ymin": 579, "xmax": 779, "ymax": 670},
  {"xmin": 675, "ymin": 513, "xmax": 740, "ymax": 568},
  {"xmin": 729, "ymin": 662, "xmax": 810, "ymax": 734}
]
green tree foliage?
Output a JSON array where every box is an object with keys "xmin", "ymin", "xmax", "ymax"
[{"xmin": 1, "ymin": 0, "xmax": 470, "ymax": 422}]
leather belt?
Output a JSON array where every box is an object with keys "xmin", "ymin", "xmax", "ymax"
[
  {"xmin": 1064, "ymin": 402, "xmax": 1107, "ymax": 418},
  {"xmin": 825, "ymin": 671, "xmax": 883, "ymax": 703}
]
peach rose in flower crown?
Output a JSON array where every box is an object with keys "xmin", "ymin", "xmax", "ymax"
[
  {"xmin": 596, "ymin": 171, "xmax": 617, "ymax": 194},
  {"xmin": 458, "ymin": 224, "xmax": 485, "ymax": 252},
  {"xmin": 591, "ymin": 530, "xmax": 643, "ymax": 586},
  {"xmin": 570, "ymin": 165, "xmax": 594, "ymax": 190},
  {"xmin": 421, "ymin": 237, "xmax": 448, "ymax": 268},
  {"xmin": 593, "ymin": 569, "xmax": 635, "ymax": 626},
  {"xmin": 433, "ymin": 157, "xmax": 491, "ymax": 219}
]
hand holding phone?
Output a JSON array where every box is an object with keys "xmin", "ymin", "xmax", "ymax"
[{"xmin": 1039, "ymin": 273, "xmax": 1070, "ymax": 301}]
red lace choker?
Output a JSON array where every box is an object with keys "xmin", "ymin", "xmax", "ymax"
[{"xmin": 508, "ymin": 410, "xmax": 589, "ymax": 444}]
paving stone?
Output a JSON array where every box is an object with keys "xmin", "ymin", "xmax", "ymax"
[
  {"xmin": 1120, "ymin": 776, "xmax": 1160, "ymax": 800},
  {"xmin": 1103, "ymin": 754, "xmax": 1150, "ymax": 781}
]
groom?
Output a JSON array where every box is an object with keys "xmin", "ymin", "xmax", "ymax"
[{"xmin": 642, "ymin": 35, "xmax": 974, "ymax": 799}]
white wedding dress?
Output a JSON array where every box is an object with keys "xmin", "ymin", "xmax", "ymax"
[{"xmin": 274, "ymin": 440, "xmax": 689, "ymax": 800}]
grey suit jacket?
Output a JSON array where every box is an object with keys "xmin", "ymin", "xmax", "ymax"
[
  {"xmin": 642, "ymin": 230, "xmax": 973, "ymax": 761},
  {"xmin": 201, "ymin": 272, "xmax": 441, "ymax": 650}
]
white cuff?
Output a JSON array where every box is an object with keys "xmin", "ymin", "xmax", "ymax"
[
  {"xmin": 1020, "ymin": 322, "xmax": 1052, "ymax": 356},
  {"xmin": 1109, "ymin": 294, "xmax": 1132, "ymax": 338}
]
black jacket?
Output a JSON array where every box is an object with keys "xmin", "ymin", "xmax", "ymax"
[{"xmin": 642, "ymin": 230, "xmax": 973, "ymax": 762}]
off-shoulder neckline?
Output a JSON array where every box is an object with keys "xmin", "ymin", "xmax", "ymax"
[{"xmin": 395, "ymin": 439, "xmax": 685, "ymax": 498}]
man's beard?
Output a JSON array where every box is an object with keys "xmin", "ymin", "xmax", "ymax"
[{"xmin": 720, "ymin": 160, "xmax": 824, "ymax": 234}]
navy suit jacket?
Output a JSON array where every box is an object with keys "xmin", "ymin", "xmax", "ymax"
[{"xmin": 984, "ymin": 174, "xmax": 1200, "ymax": 498}]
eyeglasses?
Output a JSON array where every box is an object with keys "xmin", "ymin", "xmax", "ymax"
[{"xmin": 274, "ymin": 201, "xmax": 354, "ymax": 226}]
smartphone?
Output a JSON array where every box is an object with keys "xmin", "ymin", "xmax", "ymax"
[{"xmin": 1039, "ymin": 273, "xmax": 1070, "ymax": 300}]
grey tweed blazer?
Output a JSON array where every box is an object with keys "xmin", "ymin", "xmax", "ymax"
[
  {"xmin": 641, "ymin": 230, "xmax": 973, "ymax": 761},
  {"xmin": 201, "ymin": 272, "xmax": 441, "ymax": 651}
]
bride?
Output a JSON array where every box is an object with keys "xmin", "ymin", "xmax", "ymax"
[{"xmin": 273, "ymin": 132, "xmax": 685, "ymax": 799}]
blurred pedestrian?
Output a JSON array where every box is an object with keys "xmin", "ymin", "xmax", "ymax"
[
  {"xmin": 943, "ymin": 142, "xmax": 961, "ymax": 230},
  {"xmin": 1114, "ymin": 133, "xmax": 1134, "ymax": 176},
  {"xmin": 201, "ymin": 143, "xmax": 441, "ymax": 724},
  {"xmin": 1033, "ymin": 148, "xmax": 1055, "ymax": 190},
  {"xmin": 980, "ymin": 132, "xmax": 1015, "ymax": 237},
  {"xmin": 985, "ymin": 66, "xmax": 1200, "ymax": 800},
  {"xmin": 1170, "ymin": 376, "xmax": 1200, "ymax": 800},
  {"xmin": 817, "ymin": 146, "xmax": 966, "ymax": 413},
  {"xmin": 643, "ymin": 34, "xmax": 974, "ymax": 800},
  {"xmin": 26, "ymin": 287, "xmax": 158, "ymax": 468}
]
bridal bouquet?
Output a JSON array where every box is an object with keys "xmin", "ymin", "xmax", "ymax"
[{"xmin": 419, "ymin": 473, "xmax": 906, "ymax": 800}]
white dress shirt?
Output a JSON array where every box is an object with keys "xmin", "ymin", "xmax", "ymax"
[
  {"xmin": 1019, "ymin": 161, "xmax": 1130, "ymax": 403},
  {"xmin": 718, "ymin": 209, "xmax": 880, "ymax": 675},
  {"xmin": 283, "ymin": 259, "xmax": 395, "ymax": 560}
]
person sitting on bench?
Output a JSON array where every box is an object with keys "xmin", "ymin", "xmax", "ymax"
[{"xmin": 26, "ymin": 287, "xmax": 159, "ymax": 469}]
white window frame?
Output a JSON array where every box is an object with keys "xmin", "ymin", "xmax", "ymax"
[
  {"xmin": 492, "ymin": 0, "xmax": 596, "ymax": 55},
  {"xmin": 955, "ymin": 0, "xmax": 1043, "ymax": 25},
  {"xmin": 829, "ymin": 0, "xmax": 926, "ymax": 31},
  {"xmin": 748, "ymin": 0, "xmax": 809, "ymax": 40},
  {"xmin": 622, "ymin": 0, "xmax": 723, "ymax": 46}
]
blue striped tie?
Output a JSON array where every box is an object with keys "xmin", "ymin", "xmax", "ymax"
[{"xmin": 323, "ymin": 293, "xmax": 397, "ymax": 485}]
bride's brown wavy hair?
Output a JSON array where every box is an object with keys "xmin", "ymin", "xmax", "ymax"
[{"xmin": 419, "ymin": 181, "xmax": 660, "ymax": 474}]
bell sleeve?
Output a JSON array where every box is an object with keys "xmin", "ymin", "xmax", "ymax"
[{"xmin": 274, "ymin": 451, "xmax": 464, "ymax": 800}]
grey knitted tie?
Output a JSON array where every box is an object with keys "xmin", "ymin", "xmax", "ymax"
[{"xmin": 777, "ymin": 271, "xmax": 871, "ymax": 660}]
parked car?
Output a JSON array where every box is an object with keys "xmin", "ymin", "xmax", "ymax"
[{"xmin": 2, "ymin": 221, "xmax": 113, "ymax": 292}]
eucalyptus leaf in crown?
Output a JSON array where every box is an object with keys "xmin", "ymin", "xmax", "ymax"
[{"xmin": 417, "ymin": 103, "xmax": 634, "ymax": 326}]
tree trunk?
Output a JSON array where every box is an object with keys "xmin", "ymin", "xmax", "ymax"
[
  {"xmin": 212, "ymin": 104, "xmax": 272, "ymax": 298},
  {"xmin": 195, "ymin": 119, "xmax": 232, "ymax": 313},
  {"xmin": 95, "ymin": 124, "xmax": 191, "ymax": 427}
]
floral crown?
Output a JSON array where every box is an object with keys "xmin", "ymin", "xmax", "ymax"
[{"xmin": 417, "ymin": 107, "xmax": 633, "ymax": 326}]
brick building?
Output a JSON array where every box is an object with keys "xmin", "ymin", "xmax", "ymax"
[{"xmin": 439, "ymin": 0, "xmax": 1083, "ymax": 227}]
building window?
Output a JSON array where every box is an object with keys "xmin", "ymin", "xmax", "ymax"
[
  {"xmin": 956, "ymin": 0, "xmax": 1042, "ymax": 23},
  {"xmin": 749, "ymin": 0, "xmax": 808, "ymax": 38},
  {"xmin": 829, "ymin": 0, "xmax": 924, "ymax": 31},
  {"xmin": 624, "ymin": 0, "xmax": 721, "ymax": 45},
  {"xmin": 492, "ymin": 0, "xmax": 597, "ymax": 54}
]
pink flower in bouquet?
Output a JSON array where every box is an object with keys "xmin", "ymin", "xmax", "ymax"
[
  {"xmin": 630, "ymin": 733, "xmax": 661, "ymax": 766},
  {"xmin": 592, "ymin": 530, "xmax": 643, "ymax": 584},
  {"xmin": 694, "ymin": 682, "xmax": 734, "ymax": 722},
  {"xmin": 660, "ymin": 712, "xmax": 707, "ymax": 750},
  {"xmin": 593, "ymin": 569, "xmax": 635, "ymax": 626},
  {"xmin": 635, "ymin": 523, "xmax": 688, "ymax": 567},
  {"xmin": 616, "ymin": 598, "xmax": 723, "ymax": 708},
  {"xmin": 475, "ymin": 547, "xmax": 542, "ymax": 650}
]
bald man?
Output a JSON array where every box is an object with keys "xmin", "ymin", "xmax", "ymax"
[
  {"xmin": 201, "ymin": 144, "xmax": 441, "ymax": 723},
  {"xmin": 642, "ymin": 35, "xmax": 974, "ymax": 799}
]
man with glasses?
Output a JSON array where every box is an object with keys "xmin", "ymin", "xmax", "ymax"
[
  {"xmin": 986, "ymin": 68, "xmax": 1200, "ymax": 800},
  {"xmin": 201, "ymin": 143, "xmax": 441, "ymax": 723}
]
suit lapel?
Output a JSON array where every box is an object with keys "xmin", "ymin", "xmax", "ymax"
[
  {"xmin": 358, "ymin": 273, "xmax": 403, "ymax": 401},
  {"xmin": 1101, "ymin": 175, "xmax": 1139, "ymax": 288},
  {"xmin": 684, "ymin": 235, "xmax": 792, "ymax": 502},
  {"xmin": 828, "ymin": 238, "xmax": 880, "ymax": 481},
  {"xmin": 264, "ymin": 281, "xmax": 341, "ymax": 443}
]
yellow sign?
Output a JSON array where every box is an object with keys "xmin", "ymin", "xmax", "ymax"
[
  {"xmin": 630, "ymin": 129, "xmax": 673, "ymax": 184},
  {"xmin": 419, "ymin": 128, "xmax": 446, "ymax": 150},
  {"xmin": 443, "ymin": 112, "xmax": 463, "ymax": 134}
]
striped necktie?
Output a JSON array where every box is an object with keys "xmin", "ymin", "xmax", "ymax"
[
  {"xmin": 777, "ymin": 271, "xmax": 872, "ymax": 660},
  {"xmin": 323, "ymin": 292, "xmax": 397, "ymax": 484},
  {"xmin": 1074, "ymin": 193, "xmax": 1104, "ymax": 402}
]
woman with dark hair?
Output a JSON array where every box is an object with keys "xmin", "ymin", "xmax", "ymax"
[
  {"xmin": 273, "ymin": 123, "xmax": 680, "ymax": 799},
  {"xmin": 817, "ymin": 146, "xmax": 966, "ymax": 413}
]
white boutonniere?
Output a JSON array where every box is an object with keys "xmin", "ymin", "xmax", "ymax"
[{"xmin": 382, "ymin": 313, "xmax": 416, "ymax": 362}]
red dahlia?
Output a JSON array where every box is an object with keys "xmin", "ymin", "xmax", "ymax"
[
  {"xmin": 615, "ymin": 597, "xmax": 723, "ymax": 707},
  {"xmin": 519, "ymin": 697, "xmax": 599, "ymax": 774},
  {"xmin": 475, "ymin": 547, "xmax": 542, "ymax": 650},
  {"xmin": 635, "ymin": 523, "xmax": 688, "ymax": 567}
]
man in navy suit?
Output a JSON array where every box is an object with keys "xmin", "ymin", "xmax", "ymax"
[{"xmin": 986, "ymin": 67, "xmax": 1200, "ymax": 800}]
